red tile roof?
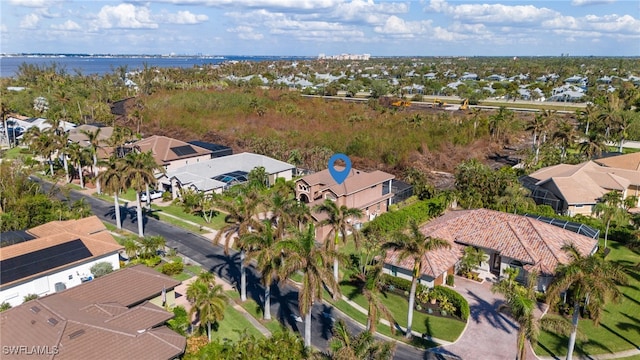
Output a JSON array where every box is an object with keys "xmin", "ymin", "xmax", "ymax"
[
  {"xmin": 384, "ymin": 209, "xmax": 598, "ymax": 278},
  {"xmin": 0, "ymin": 266, "xmax": 185, "ymax": 360}
]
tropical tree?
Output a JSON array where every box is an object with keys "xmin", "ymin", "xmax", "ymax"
[
  {"xmin": 592, "ymin": 190, "xmax": 628, "ymax": 248},
  {"xmin": 121, "ymin": 150, "xmax": 163, "ymax": 237},
  {"xmin": 24, "ymin": 127, "xmax": 57, "ymax": 176},
  {"xmin": 314, "ymin": 199, "xmax": 363, "ymax": 282},
  {"xmin": 186, "ymin": 277, "xmax": 227, "ymax": 342},
  {"xmin": 243, "ymin": 220, "xmax": 281, "ymax": 320},
  {"xmin": 97, "ymin": 156, "xmax": 125, "ymax": 229},
  {"xmin": 578, "ymin": 131, "xmax": 607, "ymax": 160},
  {"xmin": 214, "ymin": 187, "xmax": 263, "ymax": 301},
  {"xmin": 316, "ymin": 319, "xmax": 396, "ymax": 360},
  {"xmin": 80, "ymin": 127, "xmax": 103, "ymax": 194},
  {"xmin": 138, "ymin": 235, "xmax": 166, "ymax": 259},
  {"xmin": 123, "ymin": 238, "xmax": 140, "ymax": 260},
  {"xmin": 458, "ymin": 246, "xmax": 488, "ymax": 277},
  {"xmin": 66, "ymin": 142, "xmax": 91, "ymax": 188},
  {"xmin": 357, "ymin": 261, "xmax": 396, "ymax": 335},
  {"xmin": 546, "ymin": 244, "xmax": 628, "ymax": 360},
  {"xmin": 552, "ymin": 118, "xmax": 579, "ymax": 162},
  {"xmin": 382, "ymin": 220, "xmax": 451, "ymax": 339},
  {"xmin": 277, "ymin": 224, "xmax": 340, "ymax": 347}
]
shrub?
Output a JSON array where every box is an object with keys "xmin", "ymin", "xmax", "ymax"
[
  {"xmin": 161, "ymin": 261, "xmax": 184, "ymax": 276},
  {"xmin": 431, "ymin": 286, "xmax": 470, "ymax": 321},
  {"xmin": 23, "ymin": 294, "xmax": 38, "ymax": 302},
  {"xmin": 90, "ymin": 261, "xmax": 114, "ymax": 278},
  {"xmin": 446, "ymin": 274, "xmax": 454, "ymax": 286},
  {"xmin": 0, "ymin": 302, "xmax": 12, "ymax": 312},
  {"xmin": 365, "ymin": 197, "xmax": 445, "ymax": 234}
]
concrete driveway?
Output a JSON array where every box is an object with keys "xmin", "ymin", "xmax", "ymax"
[{"xmin": 427, "ymin": 276, "xmax": 519, "ymax": 360}]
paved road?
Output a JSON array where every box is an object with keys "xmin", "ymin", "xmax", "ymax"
[{"xmin": 37, "ymin": 179, "xmax": 426, "ymax": 360}]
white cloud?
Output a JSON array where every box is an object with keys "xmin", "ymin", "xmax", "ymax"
[
  {"xmin": 157, "ymin": 0, "xmax": 340, "ymax": 10},
  {"xmin": 0, "ymin": 24, "xmax": 7, "ymax": 33},
  {"xmin": 51, "ymin": 20, "xmax": 81, "ymax": 31},
  {"xmin": 164, "ymin": 11, "xmax": 209, "ymax": 24},
  {"xmin": 571, "ymin": 0, "xmax": 616, "ymax": 5},
  {"xmin": 91, "ymin": 4, "xmax": 158, "ymax": 30},
  {"xmin": 227, "ymin": 26, "xmax": 264, "ymax": 40},
  {"xmin": 8, "ymin": 0, "xmax": 49, "ymax": 8},
  {"xmin": 428, "ymin": 1, "xmax": 558, "ymax": 24},
  {"xmin": 373, "ymin": 16, "xmax": 430, "ymax": 35},
  {"xmin": 584, "ymin": 14, "xmax": 640, "ymax": 33},
  {"xmin": 19, "ymin": 13, "xmax": 40, "ymax": 29}
]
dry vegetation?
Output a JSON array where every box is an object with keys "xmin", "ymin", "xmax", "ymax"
[{"xmin": 130, "ymin": 88, "xmax": 537, "ymax": 180}]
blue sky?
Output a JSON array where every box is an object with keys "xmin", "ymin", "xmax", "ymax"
[{"xmin": 1, "ymin": 0, "xmax": 638, "ymax": 56}]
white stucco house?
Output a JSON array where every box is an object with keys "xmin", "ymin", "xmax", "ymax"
[{"xmin": 0, "ymin": 216, "xmax": 123, "ymax": 307}]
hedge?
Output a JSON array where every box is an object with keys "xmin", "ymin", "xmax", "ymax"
[
  {"xmin": 431, "ymin": 286, "xmax": 470, "ymax": 321},
  {"xmin": 381, "ymin": 274, "xmax": 427, "ymax": 294},
  {"xmin": 365, "ymin": 197, "xmax": 446, "ymax": 234}
]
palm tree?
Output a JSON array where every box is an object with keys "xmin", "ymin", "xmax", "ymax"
[
  {"xmin": 186, "ymin": 278, "xmax": 227, "ymax": 342},
  {"xmin": 243, "ymin": 220, "xmax": 281, "ymax": 320},
  {"xmin": 123, "ymin": 238, "xmax": 140, "ymax": 260},
  {"xmin": 552, "ymin": 118, "xmax": 579, "ymax": 162},
  {"xmin": 578, "ymin": 131, "xmax": 607, "ymax": 160},
  {"xmin": 546, "ymin": 244, "xmax": 628, "ymax": 360},
  {"xmin": 80, "ymin": 128, "xmax": 103, "ymax": 194},
  {"xmin": 382, "ymin": 220, "xmax": 451, "ymax": 339},
  {"xmin": 214, "ymin": 187, "xmax": 263, "ymax": 302},
  {"xmin": 592, "ymin": 190, "xmax": 628, "ymax": 249},
  {"xmin": 121, "ymin": 151, "xmax": 163, "ymax": 237},
  {"xmin": 24, "ymin": 127, "xmax": 57, "ymax": 176},
  {"xmin": 358, "ymin": 261, "xmax": 396, "ymax": 335},
  {"xmin": 314, "ymin": 199, "xmax": 363, "ymax": 282},
  {"xmin": 138, "ymin": 235, "xmax": 165, "ymax": 259},
  {"xmin": 277, "ymin": 224, "xmax": 340, "ymax": 347},
  {"xmin": 66, "ymin": 142, "xmax": 91, "ymax": 189},
  {"xmin": 492, "ymin": 269, "xmax": 539, "ymax": 360},
  {"xmin": 317, "ymin": 319, "xmax": 396, "ymax": 360},
  {"xmin": 268, "ymin": 184, "xmax": 298, "ymax": 239},
  {"xmin": 97, "ymin": 156, "xmax": 125, "ymax": 229},
  {"xmin": 525, "ymin": 112, "xmax": 549, "ymax": 164}
]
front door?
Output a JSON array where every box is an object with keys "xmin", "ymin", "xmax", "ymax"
[{"xmin": 491, "ymin": 253, "xmax": 502, "ymax": 275}]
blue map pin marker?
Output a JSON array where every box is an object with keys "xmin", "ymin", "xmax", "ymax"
[{"xmin": 328, "ymin": 153, "xmax": 351, "ymax": 185}]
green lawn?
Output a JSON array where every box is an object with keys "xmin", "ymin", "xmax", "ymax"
[
  {"xmin": 535, "ymin": 240, "xmax": 640, "ymax": 357},
  {"xmin": 209, "ymin": 300, "xmax": 264, "ymax": 342},
  {"xmin": 229, "ymin": 294, "xmax": 285, "ymax": 334},
  {"xmin": 339, "ymin": 282, "xmax": 466, "ymax": 343}
]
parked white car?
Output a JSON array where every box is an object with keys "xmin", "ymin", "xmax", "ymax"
[{"xmin": 140, "ymin": 189, "xmax": 163, "ymax": 202}]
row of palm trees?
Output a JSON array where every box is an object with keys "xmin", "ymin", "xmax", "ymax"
[{"xmin": 209, "ymin": 179, "xmax": 454, "ymax": 348}]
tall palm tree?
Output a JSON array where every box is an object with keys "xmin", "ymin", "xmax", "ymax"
[
  {"xmin": 382, "ymin": 220, "xmax": 451, "ymax": 339},
  {"xmin": 97, "ymin": 156, "xmax": 125, "ymax": 229},
  {"xmin": 552, "ymin": 118, "xmax": 579, "ymax": 162},
  {"xmin": 277, "ymin": 224, "xmax": 340, "ymax": 347},
  {"xmin": 138, "ymin": 235, "xmax": 165, "ymax": 259},
  {"xmin": 121, "ymin": 151, "xmax": 163, "ymax": 237},
  {"xmin": 243, "ymin": 220, "xmax": 281, "ymax": 320},
  {"xmin": 546, "ymin": 244, "xmax": 628, "ymax": 360},
  {"xmin": 592, "ymin": 190, "xmax": 628, "ymax": 249},
  {"xmin": 314, "ymin": 199, "xmax": 363, "ymax": 282},
  {"xmin": 214, "ymin": 187, "xmax": 263, "ymax": 302},
  {"xmin": 268, "ymin": 184, "xmax": 297, "ymax": 239},
  {"xmin": 66, "ymin": 142, "xmax": 91, "ymax": 189},
  {"xmin": 24, "ymin": 127, "xmax": 57, "ymax": 176},
  {"xmin": 186, "ymin": 278, "xmax": 227, "ymax": 342},
  {"xmin": 358, "ymin": 261, "xmax": 396, "ymax": 335},
  {"xmin": 80, "ymin": 127, "xmax": 103, "ymax": 194},
  {"xmin": 578, "ymin": 131, "xmax": 607, "ymax": 160},
  {"xmin": 317, "ymin": 319, "xmax": 396, "ymax": 360}
]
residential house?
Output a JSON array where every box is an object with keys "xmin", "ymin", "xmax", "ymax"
[
  {"xmin": 159, "ymin": 152, "xmax": 294, "ymax": 197},
  {"xmin": 521, "ymin": 154, "xmax": 640, "ymax": 216},
  {"xmin": 130, "ymin": 135, "xmax": 214, "ymax": 173},
  {"xmin": 295, "ymin": 167, "xmax": 394, "ymax": 241},
  {"xmin": 0, "ymin": 216, "xmax": 123, "ymax": 307},
  {"xmin": 0, "ymin": 265, "xmax": 185, "ymax": 360},
  {"xmin": 383, "ymin": 209, "xmax": 599, "ymax": 290}
]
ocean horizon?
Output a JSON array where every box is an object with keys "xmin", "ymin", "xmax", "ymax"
[{"xmin": 0, "ymin": 54, "xmax": 315, "ymax": 78}]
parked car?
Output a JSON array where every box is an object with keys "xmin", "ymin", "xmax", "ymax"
[{"xmin": 140, "ymin": 189, "xmax": 163, "ymax": 202}]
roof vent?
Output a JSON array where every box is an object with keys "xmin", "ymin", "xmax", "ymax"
[
  {"xmin": 68, "ymin": 329, "xmax": 85, "ymax": 339},
  {"xmin": 47, "ymin": 318, "xmax": 59, "ymax": 326},
  {"xmin": 30, "ymin": 306, "xmax": 41, "ymax": 313}
]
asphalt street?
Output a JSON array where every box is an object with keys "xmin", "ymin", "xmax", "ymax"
[{"xmin": 37, "ymin": 179, "xmax": 427, "ymax": 360}]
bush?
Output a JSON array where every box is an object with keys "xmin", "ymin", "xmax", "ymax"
[
  {"xmin": 0, "ymin": 302, "xmax": 12, "ymax": 312},
  {"xmin": 90, "ymin": 261, "xmax": 114, "ymax": 278},
  {"xmin": 161, "ymin": 261, "xmax": 184, "ymax": 276},
  {"xmin": 381, "ymin": 274, "xmax": 428, "ymax": 294},
  {"xmin": 431, "ymin": 286, "xmax": 470, "ymax": 321},
  {"xmin": 365, "ymin": 197, "xmax": 445, "ymax": 234},
  {"xmin": 23, "ymin": 294, "xmax": 38, "ymax": 302},
  {"xmin": 446, "ymin": 274, "xmax": 454, "ymax": 286}
]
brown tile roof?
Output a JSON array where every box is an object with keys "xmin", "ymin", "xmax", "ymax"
[
  {"xmin": 393, "ymin": 209, "xmax": 596, "ymax": 277},
  {"xmin": 0, "ymin": 267, "xmax": 185, "ymax": 360},
  {"xmin": 132, "ymin": 135, "xmax": 212, "ymax": 165},
  {"xmin": 595, "ymin": 152, "xmax": 640, "ymax": 171},
  {"xmin": 528, "ymin": 161, "xmax": 638, "ymax": 205},
  {"xmin": 299, "ymin": 167, "xmax": 394, "ymax": 197},
  {"xmin": 0, "ymin": 216, "xmax": 123, "ymax": 288},
  {"xmin": 60, "ymin": 265, "xmax": 180, "ymax": 307}
]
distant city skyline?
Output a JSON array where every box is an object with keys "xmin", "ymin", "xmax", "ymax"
[{"xmin": 1, "ymin": 0, "xmax": 638, "ymax": 57}]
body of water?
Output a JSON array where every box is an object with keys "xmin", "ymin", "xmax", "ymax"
[{"xmin": 0, "ymin": 55, "xmax": 313, "ymax": 78}]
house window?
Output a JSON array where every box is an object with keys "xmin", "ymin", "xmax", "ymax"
[
  {"xmin": 391, "ymin": 266, "xmax": 397, "ymax": 277},
  {"xmin": 325, "ymin": 193, "xmax": 337, "ymax": 201},
  {"xmin": 382, "ymin": 181, "xmax": 390, "ymax": 195},
  {"xmin": 68, "ymin": 275, "xmax": 73, "ymax": 280},
  {"xmin": 574, "ymin": 204, "xmax": 583, "ymax": 208}
]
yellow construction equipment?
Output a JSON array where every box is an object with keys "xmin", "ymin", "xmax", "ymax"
[
  {"xmin": 391, "ymin": 99, "xmax": 411, "ymax": 108},
  {"xmin": 433, "ymin": 99, "xmax": 447, "ymax": 107},
  {"xmin": 460, "ymin": 98, "xmax": 469, "ymax": 110}
]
